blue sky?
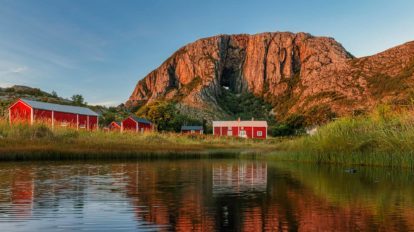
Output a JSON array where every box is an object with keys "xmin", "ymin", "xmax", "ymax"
[{"xmin": 0, "ymin": 0, "xmax": 413, "ymax": 106}]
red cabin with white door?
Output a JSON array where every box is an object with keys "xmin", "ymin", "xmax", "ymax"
[
  {"xmin": 212, "ymin": 120, "xmax": 267, "ymax": 139},
  {"xmin": 8, "ymin": 98, "xmax": 99, "ymax": 130},
  {"xmin": 121, "ymin": 116, "xmax": 152, "ymax": 133}
]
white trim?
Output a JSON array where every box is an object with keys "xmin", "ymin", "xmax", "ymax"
[
  {"xmin": 136, "ymin": 122, "xmax": 139, "ymax": 133},
  {"xmin": 87, "ymin": 115, "xmax": 90, "ymax": 131},
  {"xmin": 96, "ymin": 117, "xmax": 99, "ymax": 131},
  {"xmin": 8, "ymin": 99, "xmax": 31, "ymax": 111},
  {"xmin": 121, "ymin": 121, "xmax": 124, "ymax": 133},
  {"xmin": 30, "ymin": 108, "xmax": 34, "ymax": 125},
  {"xmin": 212, "ymin": 120, "xmax": 268, "ymax": 127},
  {"xmin": 76, "ymin": 114, "xmax": 79, "ymax": 130},
  {"xmin": 52, "ymin": 111, "xmax": 55, "ymax": 129}
]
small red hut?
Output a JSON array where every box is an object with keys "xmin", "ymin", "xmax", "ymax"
[
  {"xmin": 108, "ymin": 121, "xmax": 121, "ymax": 131},
  {"xmin": 212, "ymin": 120, "xmax": 267, "ymax": 139},
  {"xmin": 121, "ymin": 116, "xmax": 152, "ymax": 133},
  {"xmin": 8, "ymin": 98, "xmax": 99, "ymax": 130},
  {"xmin": 181, "ymin": 125, "xmax": 203, "ymax": 134}
]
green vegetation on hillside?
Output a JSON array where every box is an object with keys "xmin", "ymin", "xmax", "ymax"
[
  {"xmin": 136, "ymin": 100, "xmax": 203, "ymax": 132},
  {"xmin": 217, "ymin": 89, "xmax": 272, "ymax": 121},
  {"xmin": 217, "ymin": 88, "xmax": 312, "ymax": 136}
]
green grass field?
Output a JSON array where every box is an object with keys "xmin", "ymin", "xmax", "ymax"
[{"xmin": 0, "ymin": 119, "xmax": 280, "ymax": 161}]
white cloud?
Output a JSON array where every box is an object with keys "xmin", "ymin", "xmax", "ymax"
[
  {"xmin": 89, "ymin": 100, "xmax": 120, "ymax": 107},
  {"xmin": 10, "ymin": 66, "xmax": 27, "ymax": 74},
  {"xmin": 0, "ymin": 66, "xmax": 27, "ymax": 76}
]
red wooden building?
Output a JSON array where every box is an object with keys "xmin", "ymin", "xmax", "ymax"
[
  {"xmin": 121, "ymin": 115, "xmax": 152, "ymax": 133},
  {"xmin": 108, "ymin": 121, "xmax": 121, "ymax": 131},
  {"xmin": 181, "ymin": 125, "xmax": 204, "ymax": 134},
  {"xmin": 213, "ymin": 120, "xmax": 267, "ymax": 139},
  {"xmin": 8, "ymin": 98, "xmax": 99, "ymax": 130}
]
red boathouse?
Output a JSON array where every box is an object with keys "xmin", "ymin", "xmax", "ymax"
[
  {"xmin": 212, "ymin": 120, "xmax": 267, "ymax": 139},
  {"xmin": 8, "ymin": 98, "xmax": 99, "ymax": 130},
  {"xmin": 181, "ymin": 125, "xmax": 204, "ymax": 134},
  {"xmin": 108, "ymin": 121, "xmax": 121, "ymax": 131},
  {"xmin": 121, "ymin": 116, "xmax": 152, "ymax": 133}
]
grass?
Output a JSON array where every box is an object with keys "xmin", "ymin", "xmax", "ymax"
[
  {"xmin": 0, "ymin": 119, "xmax": 279, "ymax": 161},
  {"xmin": 4, "ymin": 105, "xmax": 414, "ymax": 167},
  {"xmin": 272, "ymin": 106, "xmax": 414, "ymax": 168}
]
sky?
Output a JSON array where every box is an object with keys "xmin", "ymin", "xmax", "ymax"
[{"xmin": 0, "ymin": 0, "xmax": 413, "ymax": 106}]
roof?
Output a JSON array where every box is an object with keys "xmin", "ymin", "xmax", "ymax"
[
  {"xmin": 212, "ymin": 120, "xmax": 268, "ymax": 127},
  {"xmin": 181, "ymin": 125, "xmax": 203, "ymax": 131},
  {"xmin": 111, "ymin": 121, "xmax": 121, "ymax": 127},
  {"xmin": 19, "ymin": 98, "xmax": 99, "ymax": 116},
  {"xmin": 128, "ymin": 115, "xmax": 151, "ymax": 124}
]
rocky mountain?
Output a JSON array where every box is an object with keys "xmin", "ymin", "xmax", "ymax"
[{"xmin": 127, "ymin": 32, "xmax": 414, "ymax": 125}]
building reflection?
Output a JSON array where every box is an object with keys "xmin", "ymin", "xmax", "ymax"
[
  {"xmin": 10, "ymin": 168, "xmax": 35, "ymax": 218},
  {"xmin": 212, "ymin": 162, "xmax": 267, "ymax": 195},
  {"xmin": 0, "ymin": 161, "xmax": 414, "ymax": 231}
]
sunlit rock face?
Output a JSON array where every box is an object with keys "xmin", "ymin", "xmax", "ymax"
[{"xmin": 127, "ymin": 32, "xmax": 414, "ymax": 122}]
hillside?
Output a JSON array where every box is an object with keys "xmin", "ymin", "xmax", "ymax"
[
  {"xmin": 0, "ymin": 85, "xmax": 128, "ymax": 126},
  {"xmin": 127, "ymin": 32, "xmax": 414, "ymax": 126},
  {"xmin": 0, "ymin": 85, "xmax": 71, "ymax": 117}
]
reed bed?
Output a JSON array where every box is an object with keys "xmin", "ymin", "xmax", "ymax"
[
  {"xmin": 0, "ymin": 119, "xmax": 277, "ymax": 161},
  {"xmin": 273, "ymin": 107, "xmax": 414, "ymax": 168}
]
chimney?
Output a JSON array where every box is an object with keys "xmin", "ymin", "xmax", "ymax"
[
  {"xmin": 237, "ymin": 117, "xmax": 240, "ymax": 122},
  {"xmin": 251, "ymin": 117, "xmax": 254, "ymax": 121}
]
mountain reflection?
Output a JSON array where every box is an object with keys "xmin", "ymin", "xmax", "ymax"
[{"xmin": 0, "ymin": 161, "xmax": 414, "ymax": 231}]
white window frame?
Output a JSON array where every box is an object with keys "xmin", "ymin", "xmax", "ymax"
[
  {"xmin": 227, "ymin": 128, "xmax": 233, "ymax": 136},
  {"xmin": 257, "ymin": 131, "xmax": 263, "ymax": 137},
  {"xmin": 239, "ymin": 130, "xmax": 246, "ymax": 138}
]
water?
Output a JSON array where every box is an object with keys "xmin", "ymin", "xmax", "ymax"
[{"xmin": 0, "ymin": 160, "xmax": 414, "ymax": 231}]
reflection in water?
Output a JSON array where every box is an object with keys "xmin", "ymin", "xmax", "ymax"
[
  {"xmin": 213, "ymin": 162, "xmax": 267, "ymax": 195},
  {"xmin": 0, "ymin": 160, "xmax": 413, "ymax": 231}
]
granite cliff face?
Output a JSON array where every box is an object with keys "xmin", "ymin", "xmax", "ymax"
[{"xmin": 127, "ymin": 32, "xmax": 414, "ymax": 123}]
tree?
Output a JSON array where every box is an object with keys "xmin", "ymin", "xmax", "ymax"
[
  {"xmin": 71, "ymin": 94, "xmax": 86, "ymax": 106},
  {"xmin": 136, "ymin": 101, "xmax": 202, "ymax": 132},
  {"xmin": 51, "ymin": 91, "xmax": 58, "ymax": 98}
]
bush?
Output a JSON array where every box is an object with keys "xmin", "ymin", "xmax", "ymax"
[{"xmin": 136, "ymin": 101, "xmax": 202, "ymax": 132}]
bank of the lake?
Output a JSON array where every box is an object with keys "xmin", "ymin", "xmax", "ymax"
[
  {"xmin": 272, "ymin": 108, "xmax": 414, "ymax": 168},
  {"xmin": 0, "ymin": 120, "xmax": 280, "ymax": 161},
  {"xmin": 3, "ymin": 108, "xmax": 414, "ymax": 168}
]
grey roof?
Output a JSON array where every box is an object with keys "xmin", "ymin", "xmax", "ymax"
[
  {"xmin": 129, "ymin": 115, "xmax": 151, "ymax": 124},
  {"xmin": 181, "ymin": 125, "xmax": 203, "ymax": 131},
  {"xmin": 20, "ymin": 98, "xmax": 99, "ymax": 116}
]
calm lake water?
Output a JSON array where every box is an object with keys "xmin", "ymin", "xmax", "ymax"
[{"xmin": 0, "ymin": 160, "xmax": 414, "ymax": 231}]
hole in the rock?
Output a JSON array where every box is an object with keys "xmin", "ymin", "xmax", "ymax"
[{"xmin": 221, "ymin": 68, "xmax": 237, "ymax": 92}]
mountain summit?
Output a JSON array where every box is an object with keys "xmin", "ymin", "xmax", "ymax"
[{"xmin": 127, "ymin": 32, "xmax": 414, "ymax": 124}]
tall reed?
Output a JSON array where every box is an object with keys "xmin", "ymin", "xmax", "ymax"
[{"xmin": 275, "ymin": 106, "xmax": 414, "ymax": 168}]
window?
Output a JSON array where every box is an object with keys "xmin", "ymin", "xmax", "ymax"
[
  {"xmin": 191, "ymin": 130, "xmax": 195, "ymax": 134},
  {"xmin": 257, "ymin": 131, "xmax": 263, "ymax": 136},
  {"xmin": 239, "ymin": 130, "xmax": 246, "ymax": 138}
]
